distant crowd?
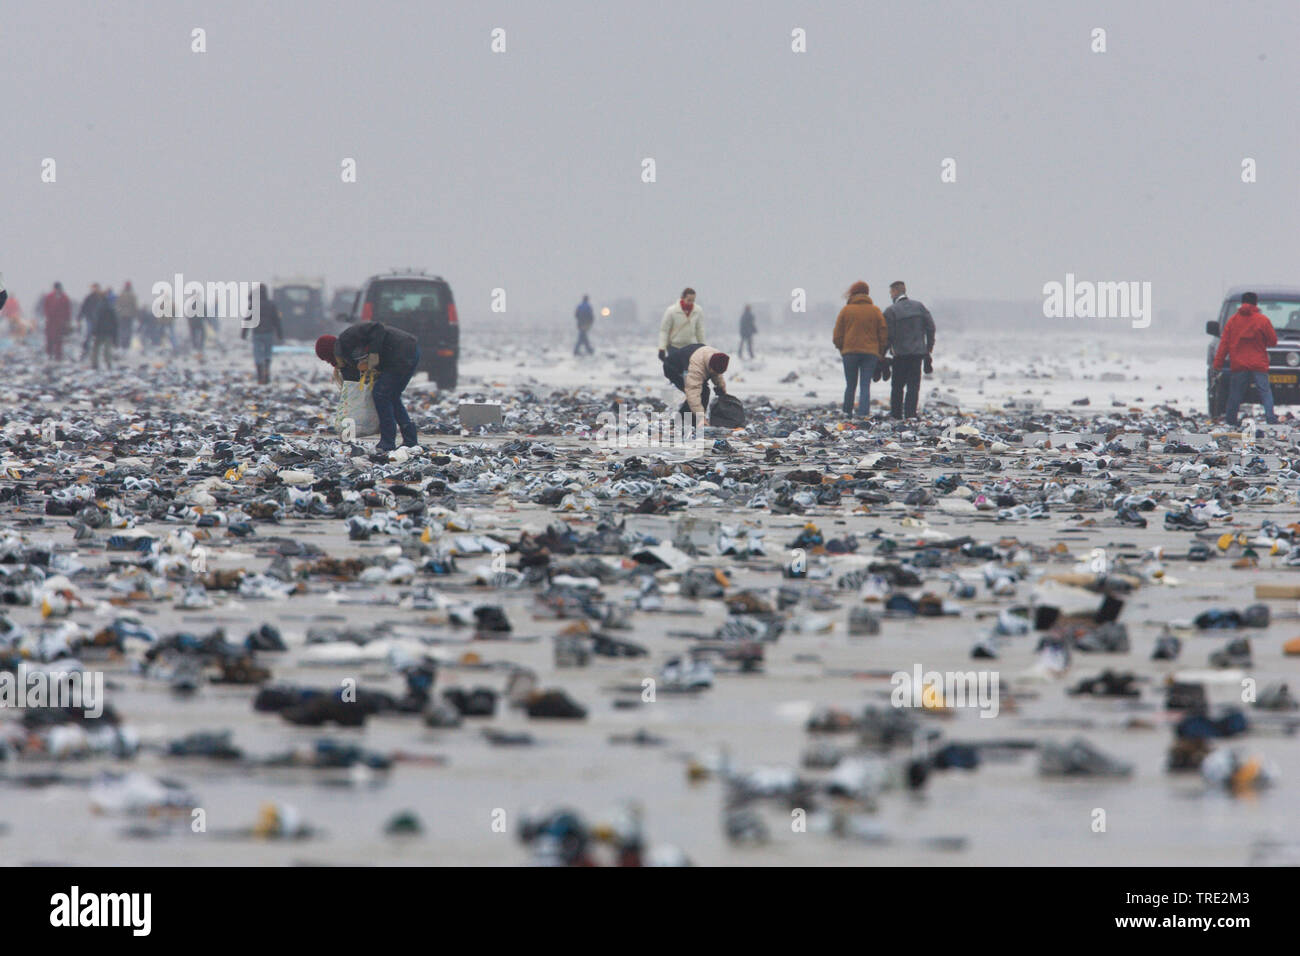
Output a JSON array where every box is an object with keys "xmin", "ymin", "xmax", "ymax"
[
  {"xmin": 573, "ymin": 281, "xmax": 938, "ymax": 424},
  {"xmin": 11, "ymin": 281, "xmax": 232, "ymax": 367}
]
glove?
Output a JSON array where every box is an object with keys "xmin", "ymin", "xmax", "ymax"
[
  {"xmin": 881, "ymin": 358, "xmax": 892, "ymax": 381},
  {"xmin": 923, "ymin": 354, "xmax": 933, "ymax": 375},
  {"xmin": 658, "ymin": 349, "xmax": 667, "ymax": 362},
  {"xmin": 872, "ymin": 362, "xmax": 883, "ymax": 383}
]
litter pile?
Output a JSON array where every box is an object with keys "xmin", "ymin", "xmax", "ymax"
[{"xmin": 0, "ymin": 334, "xmax": 1297, "ymax": 865}]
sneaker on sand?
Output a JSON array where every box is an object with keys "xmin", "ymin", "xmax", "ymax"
[{"xmin": 1038, "ymin": 738, "xmax": 1134, "ymax": 777}]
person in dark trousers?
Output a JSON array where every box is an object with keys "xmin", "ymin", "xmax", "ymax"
[
  {"xmin": 832, "ymin": 281, "xmax": 888, "ymax": 419},
  {"xmin": 115, "ymin": 281, "xmax": 137, "ymax": 351},
  {"xmin": 739, "ymin": 305, "xmax": 756, "ymax": 358},
  {"xmin": 41, "ymin": 282, "xmax": 72, "ymax": 361},
  {"xmin": 332, "ymin": 321, "xmax": 421, "ymax": 450},
  {"xmin": 574, "ymin": 295, "xmax": 595, "ymax": 356},
  {"xmin": 78, "ymin": 283, "xmax": 102, "ymax": 360},
  {"xmin": 241, "ymin": 285, "xmax": 285, "ymax": 383},
  {"xmin": 1214, "ymin": 291, "xmax": 1279, "ymax": 426},
  {"xmin": 188, "ymin": 312, "xmax": 208, "ymax": 358},
  {"xmin": 883, "ymin": 281, "xmax": 936, "ymax": 419},
  {"xmin": 662, "ymin": 343, "xmax": 729, "ymax": 425},
  {"xmin": 90, "ymin": 292, "xmax": 118, "ymax": 369}
]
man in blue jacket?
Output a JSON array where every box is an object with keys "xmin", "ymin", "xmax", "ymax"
[{"xmin": 574, "ymin": 295, "xmax": 595, "ymax": 356}]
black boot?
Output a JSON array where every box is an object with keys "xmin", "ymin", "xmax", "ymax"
[{"xmin": 400, "ymin": 424, "xmax": 418, "ymax": 447}]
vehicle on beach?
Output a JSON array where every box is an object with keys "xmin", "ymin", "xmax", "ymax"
[
  {"xmin": 343, "ymin": 271, "xmax": 459, "ymax": 390},
  {"xmin": 328, "ymin": 286, "xmax": 359, "ymax": 321},
  {"xmin": 272, "ymin": 277, "xmax": 328, "ymax": 340},
  {"xmin": 1206, "ymin": 286, "xmax": 1300, "ymax": 416}
]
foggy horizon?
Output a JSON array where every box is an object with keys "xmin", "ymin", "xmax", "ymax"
[{"xmin": 8, "ymin": 1, "xmax": 1299, "ymax": 327}]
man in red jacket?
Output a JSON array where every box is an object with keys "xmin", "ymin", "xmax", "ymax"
[{"xmin": 1213, "ymin": 292, "xmax": 1278, "ymax": 426}]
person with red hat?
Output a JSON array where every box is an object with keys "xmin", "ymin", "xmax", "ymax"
[
  {"xmin": 662, "ymin": 342, "xmax": 729, "ymax": 426},
  {"xmin": 318, "ymin": 322, "xmax": 420, "ymax": 450}
]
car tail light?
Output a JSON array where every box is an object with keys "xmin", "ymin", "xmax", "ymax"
[
  {"xmin": 447, "ymin": 302, "xmax": 458, "ymax": 325},
  {"xmin": 436, "ymin": 348, "xmax": 455, "ymax": 357},
  {"xmin": 362, "ymin": 302, "xmax": 373, "ymax": 322}
]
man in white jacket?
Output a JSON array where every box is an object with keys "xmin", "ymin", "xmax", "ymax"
[{"xmin": 658, "ymin": 287, "xmax": 705, "ymax": 360}]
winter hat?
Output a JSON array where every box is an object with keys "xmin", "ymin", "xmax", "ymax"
[
  {"xmin": 315, "ymin": 334, "xmax": 338, "ymax": 364},
  {"xmin": 708, "ymin": 352, "xmax": 730, "ymax": 373}
]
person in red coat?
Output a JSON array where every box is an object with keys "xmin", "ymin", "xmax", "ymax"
[
  {"xmin": 1213, "ymin": 292, "xmax": 1279, "ymax": 426},
  {"xmin": 41, "ymin": 282, "xmax": 73, "ymax": 361}
]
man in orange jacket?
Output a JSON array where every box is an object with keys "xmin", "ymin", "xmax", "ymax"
[{"xmin": 1213, "ymin": 292, "xmax": 1278, "ymax": 426}]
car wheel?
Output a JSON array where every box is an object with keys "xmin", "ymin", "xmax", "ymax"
[
  {"xmin": 1208, "ymin": 371, "xmax": 1227, "ymax": 417},
  {"xmin": 433, "ymin": 359, "xmax": 457, "ymax": 391}
]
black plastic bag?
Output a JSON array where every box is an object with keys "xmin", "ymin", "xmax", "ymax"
[{"xmin": 709, "ymin": 393, "xmax": 747, "ymax": 428}]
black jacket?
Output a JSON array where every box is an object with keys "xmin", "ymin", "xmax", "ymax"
[
  {"xmin": 662, "ymin": 343, "xmax": 705, "ymax": 390},
  {"xmin": 93, "ymin": 297, "xmax": 118, "ymax": 340},
  {"xmin": 336, "ymin": 321, "xmax": 419, "ymax": 373}
]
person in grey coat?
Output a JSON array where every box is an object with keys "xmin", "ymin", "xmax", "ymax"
[{"xmin": 882, "ymin": 281, "xmax": 936, "ymax": 419}]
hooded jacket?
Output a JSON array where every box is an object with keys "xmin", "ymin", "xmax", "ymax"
[
  {"xmin": 335, "ymin": 321, "xmax": 419, "ymax": 373},
  {"xmin": 659, "ymin": 302, "xmax": 705, "ymax": 350},
  {"xmin": 833, "ymin": 293, "xmax": 888, "ymax": 356},
  {"xmin": 883, "ymin": 296, "xmax": 936, "ymax": 356},
  {"xmin": 1214, "ymin": 303, "xmax": 1277, "ymax": 372},
  {"xmin": 43, "ymin": 290, "xmax": 71, "ymax": 332}
]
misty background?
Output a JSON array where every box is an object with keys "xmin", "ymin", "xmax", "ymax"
[{"xmin": 6, "ymin": 0, "xmax": 1298, "ymax": 336}]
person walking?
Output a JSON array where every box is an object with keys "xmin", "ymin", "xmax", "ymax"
[
  {"xmin": 90, "ymin": 290, "xmax": 118, "ymax": 369},
  {"xmin": 115, "ymin": 281, "xmax": 137, "ymax": 351},
  {"xmin": 832, "ymin": 281, "xmax": 888, "ymax": 419},
  {"xmin": 658, "ymin": 287, "xmax": 705, "ymax": 362},
  {"xmin": 329, "ymin": 321, "xmax": 421, "ymax": 451},
  {"xmin": 242, "ymin": 285, "xmax": 285, "ymax": 383},
  {"xmin": 78, "ymin": 283, "xmax": 103, "ymax": 361},
  {"xmin": 738, "ymin": 305, "xmax": 756, "ymax": 358},
  {"xmin": 41, "ymin": 282, "xmax": 72, "ymax": 361},
  {"xmin": 1214, "ymin": 291, "xmax": 1279, "ymax": 426},
  {"xmin": 574, "ymin": 295, "xmax": 595, "ymax": 356},
  {"xmin": 883, "ymin": 281, "xmax": 936, "ymax": 419}
]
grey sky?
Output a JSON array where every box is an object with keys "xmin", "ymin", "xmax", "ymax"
[{"xmin": 6, "ymin": 0, "xmax": 1298, "ymax": 328}]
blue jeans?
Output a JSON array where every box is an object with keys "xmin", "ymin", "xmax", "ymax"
[
  {"xmin": 372, "ymin": 346, "xmax": 420, "ymax": 448},
  {"xmin": 252, "ymin": 336, "xmax": 274, "ymax": 365},
  {"xmin": 842, "ymin": 353, "xmax": 878, "ymax": 416},
  {"xmin": 1226, "ymin": 369, "xmax": 1276, "ymax": 425}
]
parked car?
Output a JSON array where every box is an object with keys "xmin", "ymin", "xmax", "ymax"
[
  {"xmin": 328, "ymin": 287, "xmax": 358, "ymax": 322},
  {"xmin": 342, "ymin": 272, "xmax": 458, "ymax": 390},
  {"xmin": 1206, "ymin": 286, "xmax": 1300, "ymax": 416},
  {"xmin": 272, "ymin": 277, "xmax": 328, "ymax": 340}
]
